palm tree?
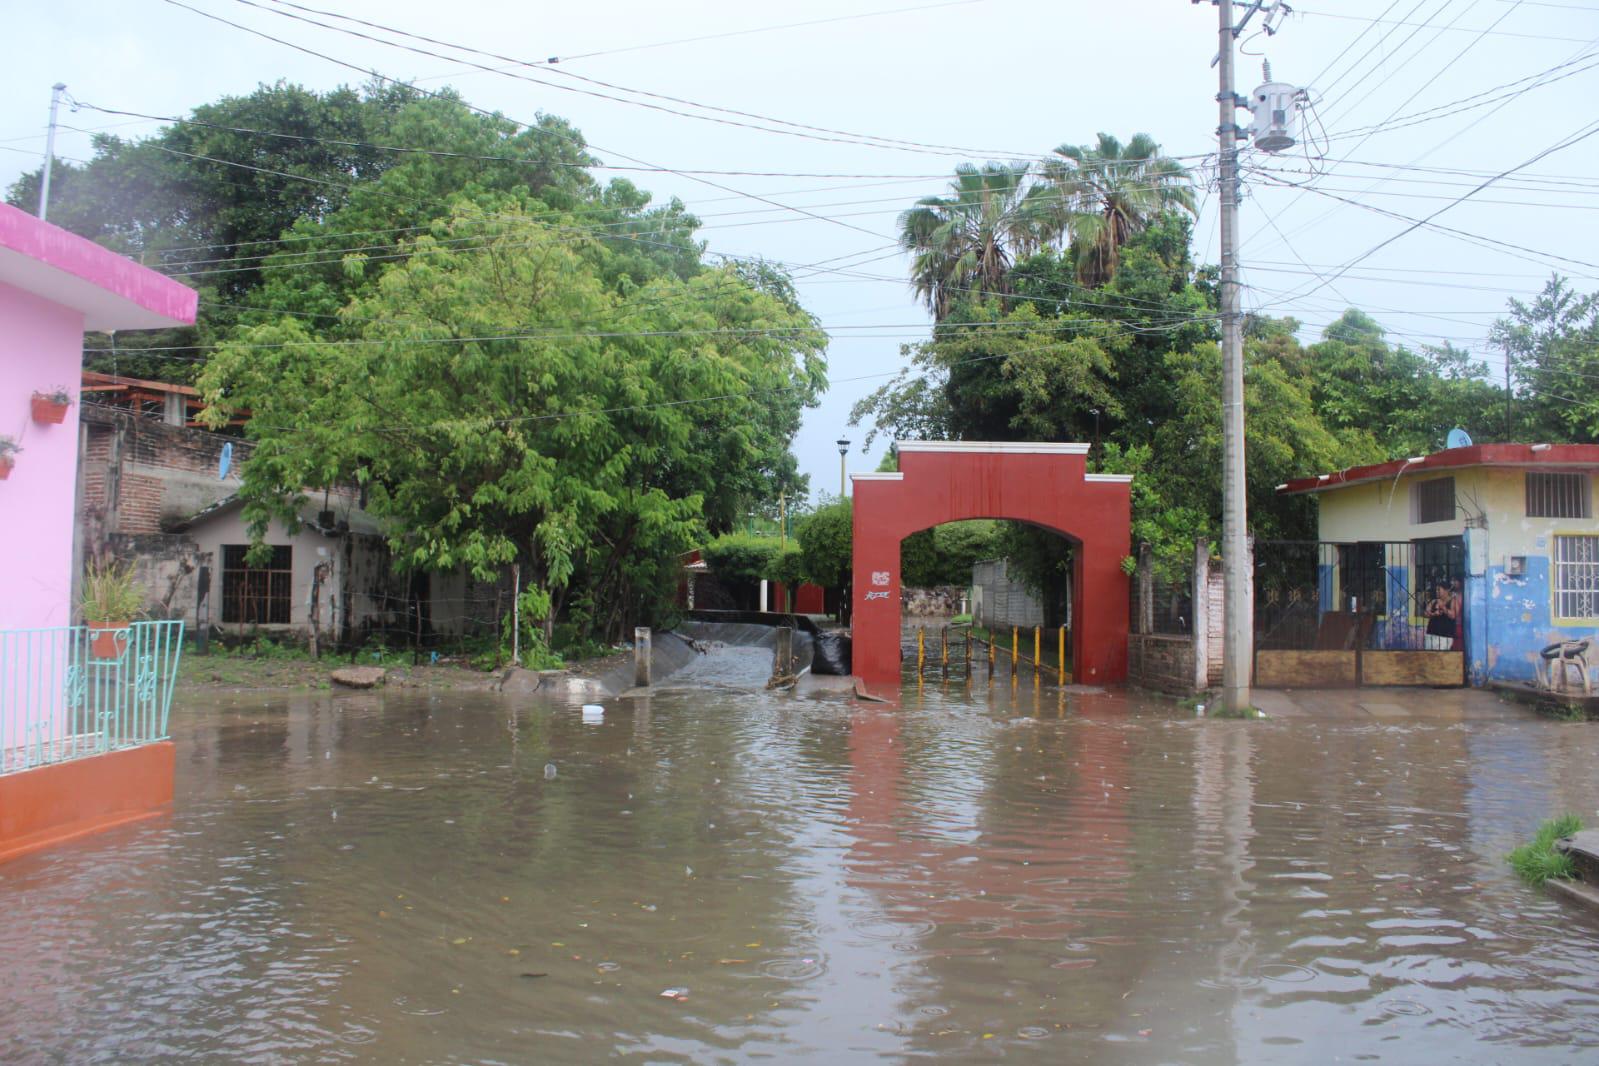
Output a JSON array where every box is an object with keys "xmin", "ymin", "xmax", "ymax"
[
  {"xmin": 898, "ymin": 161, "xmax": 1054, "ymax": 320},
  {"xmin": 1042, "ymin": 133, "xmax": 1195, "ymax": 288}
]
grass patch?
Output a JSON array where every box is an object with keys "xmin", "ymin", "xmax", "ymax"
[
  {"xmin": 1209, "ymin": 704, "xmax": 1264, "ymax": 719},
  {"xmin": 1541, "ymin": 701, "xmax": 1592, "ymax": 722},
  {"xmin": 1508, "ymin": 814, "xmax": 1584, "ymax": 886}
]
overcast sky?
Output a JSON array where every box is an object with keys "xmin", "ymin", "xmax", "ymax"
[{"xmin": 5, "ymin": 0, "xmax": 1597, "ymax": 500}]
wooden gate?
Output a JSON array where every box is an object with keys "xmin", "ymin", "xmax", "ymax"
[{"xmin": 1254, "ymin": 539, "xmax": 1465, "ymax": 688}]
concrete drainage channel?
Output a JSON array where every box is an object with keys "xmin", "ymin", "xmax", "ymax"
[
  {"xmin": 490, "ymin": 614, "xmax": 854, "ymax": 702},
  {"xmin": 601, "ymin": 615, "xmax": 853, "ymax": 698}
]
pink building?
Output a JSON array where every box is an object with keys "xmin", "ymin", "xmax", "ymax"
[{"xmin": 0, "ymin": 203, "xmax": 196, "ymax": 863}]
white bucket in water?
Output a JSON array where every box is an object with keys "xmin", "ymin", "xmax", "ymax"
[{"xmin": 581, "ymin": 704, "xmax": 605, "ymax": 723}]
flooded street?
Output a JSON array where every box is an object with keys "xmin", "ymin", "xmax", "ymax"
[{"xmin": 3, "ymin": 668, "xmax": 1599, "ymax": 1063}]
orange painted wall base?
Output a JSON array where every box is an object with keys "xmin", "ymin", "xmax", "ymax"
[{"xmin": 0, "ymin": 741, "xmax": 174, "ymax": 865}]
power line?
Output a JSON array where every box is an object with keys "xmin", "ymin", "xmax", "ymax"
[
  {"xmin": 1247, "ymin": 166, "xmax": 1599, "ymax": 276},
  {"xmin": 84, "ymin": 310, "xmax": 1222, "ymax": 357},
  {"xmin": 1316, "ymin": 48, "xmax": 1599, "ymax": 145},
  {"xmin": 226, "ymin": 0, "xmax": 1028, "ymax": 161},
  {"xmin": 1306, "ymin": 0, "xmax": 1411, "ymax": 90},
  {"xmin": 149, "ymin": 180, "xmax": 1204, "ymax": 271},
  {"xmin": 1250, "ymin": 160, "xmax": 1599, "ymax": 195},
  {"xmin": 159, "ymin": 0, "xmax": 893, "ymax": 242},
  {"xmin": 40, "ymin": 114, "xmax": 1213, "ymax": 327},
  {"xmin": 305, "ymin": 0, "xmax": 986, "ymax": 69},
  {"xmin": 1313, "ymin": 0, "xmax": 1451, "ymax": 115},
  {"xmin": 254, "ymin": 0, "xmax": 1022, "ymax": 159},
  {"xmin": 69, "ymin": 102, "xmax": 971, "ymax": 181},
  {"xmin": 1245, "ymin": 175, "xmax": 1599, "ymax": 211},
  {"xmin": 1250, "ymin": 0, "xmax": 1531, "ymax": 255},
  {"xmin": 1248, "ymin": 5, "xmax": 1599, "ymax": 262},
  {"xmin": 208, "ymin": 315, "xmax": 1211, "ymax": 442},
  {"xmin": 1252, "ymin": 115, "xmax": 1599, "ymax": 312},
  {"xmin": 1296, "ymin": 5, "xmax": 1594, "ymax": 43}
]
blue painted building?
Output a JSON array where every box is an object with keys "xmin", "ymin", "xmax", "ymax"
[{"xmin": 1280, "ymin": 444, "xmax": 1599, "ymax": 688}]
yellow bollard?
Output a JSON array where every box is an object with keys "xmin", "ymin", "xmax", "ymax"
[
  {"xmin": 917, "ymin": 626, "xmax": 926, "ymax": 676},
  {"xmin": 1034, "ymin": 626, "xmax": 1041, "ymax": 678},
  {"xmin": 1011, "ymin": 626, "xmax": 1019, "ymax": 678},
  {"xmin": 941, "ymin": 626, "xmax": 949, "ymax": 670},
  {"xmin": 988, "ymin": 630, "xmax": 996, "ymax": 669},
  {"xmin": 1059, "ymin": 626, "xmax": 1067, "ymax": 682}
]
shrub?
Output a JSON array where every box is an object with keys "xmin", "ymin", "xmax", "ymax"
[
  {"xmin": 81, "ymin": 559, "xmax": 143, "ymax": 622},
  {"xmin": 795, "ymin": 499, "xmax": 851, "ymax": 588},
  {"xmin": 701, "ymin": 532, "xmax": 779, "ymax": 586}
]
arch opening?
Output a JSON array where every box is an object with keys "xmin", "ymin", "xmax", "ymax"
[
  {"xmin": 898, "ymin": 519, "xmax": 1079, "ymax": 682},
  {"xmin": 849, "ymin": 441, "xmax": 1131, "ymax": 692}
]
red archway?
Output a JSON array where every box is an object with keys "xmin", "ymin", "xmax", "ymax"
[{"xmin": 850, "ymin": 441, "xmax": 1132, "ymax": 691}]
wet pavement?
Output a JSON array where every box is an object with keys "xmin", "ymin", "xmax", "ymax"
[{"xmin": 2, "ymin": 658, "xmax": 1598, "ymax": 1063}]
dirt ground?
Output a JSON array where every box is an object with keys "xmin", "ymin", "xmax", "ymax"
[{"xmin": 177, "ymin": 647, "xmax": 631, "ymax": 694}]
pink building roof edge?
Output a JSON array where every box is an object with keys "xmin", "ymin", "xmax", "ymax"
[
  {"xmin": 1279, "ymin": 443, "xmax": 1599, "ymax": 496},
  {"xmin": 0, "ymin": 203, "xmax": 196, "ymax": 328}
]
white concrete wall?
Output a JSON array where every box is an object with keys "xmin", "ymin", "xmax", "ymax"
[{"xmin": 188, "ymin": 509, "xmax": 340, "ymax": 632}]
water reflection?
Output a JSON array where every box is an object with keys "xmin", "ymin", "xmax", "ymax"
[{"xmin": 0, "ymin": 681, "xmax": 1595, "ymax": 1063}]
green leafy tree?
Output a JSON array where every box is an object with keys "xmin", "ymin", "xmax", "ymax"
[
  {"xmin": 897, "ymin": 162, "xmax": 1055, "ymax": 320},
  {"xmin": 1490, "ymin": 275, "xmax": 1599, "ymax": 442},
  {"xmin": 795, "ymin": 498, "xmax": 852, "ymax": 590},
  {"xmin": 852, "ymin": 302, "xmax": 1122, "ymax": 448},
  {"xmin": 6, "ymin": 82, "xmax": 656, "ymax": 383},
  {"xmin": 701, "ymin": 533, "xmax": 780, "ymax": 587},
  {"xmin": 199, "ymin": 203, "xmax": 824, "ymax": 640},
  {"xmin": 1041, "ymin": 132, "xmax": 1195, "ymax": 288}
]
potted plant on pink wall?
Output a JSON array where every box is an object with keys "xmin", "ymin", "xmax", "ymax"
[
  {"xmin": 81, "ymin": 560, "xmax": 143, "ymax": 660},
  {"xmin": 31, "ymin": 387, "xmax": 72, "ymax": 424},
  {"xmin": 0, "ymin": 436, "xmax": 18, "ymax": 480}
]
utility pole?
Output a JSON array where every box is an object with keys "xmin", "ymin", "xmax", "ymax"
[
  {"xmin": 39, "ymin": 83, "xmax": 67, "ymax": 222},
  {"xmin": 1214, "ymin": 0, "xmax": 1252, "ymax": 713}
]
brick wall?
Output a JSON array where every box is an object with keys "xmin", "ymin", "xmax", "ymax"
[
  {"xmin": 1126, "ymin": 539, "xmax": 1215, "ymax": 695},
  {"xmin": 80, "ymin": 404, "xmax": 248, "ymax": 542},
  {"xmin": 1128, "ymin": 634, "xmax": 1200, "ymax": 694}
]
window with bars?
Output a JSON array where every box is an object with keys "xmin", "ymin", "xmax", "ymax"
[
  {"xmin": 1555, "ymin": 535, "xmax": 1599, "ymax": 620},
  {"xmin": 221, "ymin": 544, "xmax": 293, "ymax": 624},
  {"xmin": 1411, "ymin": 477, "xmax": 1455, "ymax": 525},
  {"xmin": 1526, "ymin": 472, "xmax": 1591, "ymax": 518}
]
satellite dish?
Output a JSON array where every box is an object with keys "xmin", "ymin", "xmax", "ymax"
[
  {"xmin": 1446, "ymin": 428, "xmax": 1473, "ymax": 449},
  {"xmin": 218, "ymin": 442, "xmax": 233, "ymax": 480}
]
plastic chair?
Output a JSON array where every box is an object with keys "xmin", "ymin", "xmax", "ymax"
[{"xmin": 1538, "ymin": 638, "xmax": 1592, "ymax": 695}]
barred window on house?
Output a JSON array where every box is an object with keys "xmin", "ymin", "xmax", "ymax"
[
  {"xmin": 222, "ymin": 545, "xmax": 293, "ymax": 625},
  {"xmin": 1555, "ymin": 535, "xmax": 1599, "ymax": 620},
  {"xmin": 1411, "ymin": 477, "xmax": 1455, "ymax": 524},
  {"xmin": 1526, "ymin": 472, "xmax": 1591, "ymax": 518}
]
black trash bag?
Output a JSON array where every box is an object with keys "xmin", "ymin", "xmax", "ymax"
[{"xmin": 812, "ymin": 631, "xmax": 852, "ymax": 676}]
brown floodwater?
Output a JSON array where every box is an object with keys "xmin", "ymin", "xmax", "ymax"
[{"xmin": 2, "ymin": 662, "xmax": 1598, "ymax": 1064}]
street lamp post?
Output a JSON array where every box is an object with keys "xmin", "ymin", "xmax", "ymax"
[{"xmin": 836, "ymin": 438, "xmax": 850, "ymax": 497}]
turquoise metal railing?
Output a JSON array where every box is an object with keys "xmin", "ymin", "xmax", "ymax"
[{"xmin": 0, "ymin": 620, "xmax": 184, "ymax": 775}]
